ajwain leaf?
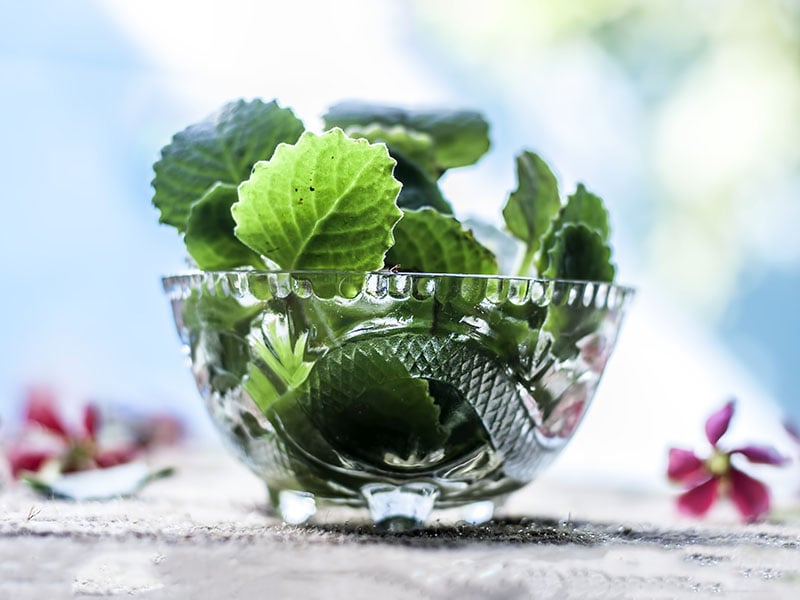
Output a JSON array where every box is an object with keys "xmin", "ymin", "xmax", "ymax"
[
  {"xmin": 502, "ymin": 151, "xmax": 562, "ymax": 274},
  {"xmin": 559, "ymin": 183, "xmax": 610, "ymax": 239},
  {"xmin": 252, "ymin": 321, "xmax": 312, "ymax": 389},
  {"xmin": 537, "ymin": 183, "xmax": 610, "ymax": 275},
  {"xmin": 301, "ymin": 339, "xmax": 446, "ymax": 464},
  {"xmin": 232, "ymin": 129, "xmax": 403, "ymax": 271},
  {"xmin": 153, "ymin": 99, "xmax": 305, "ymax": 232},
  {"xmin": 244, "ymin": 363, "xmax": 280, "ymax": 413},
  {"xmin": 391, "ymin": 156, "xmax": 454, "ymax": 214},
  {"xmin": 345, "ymin": 123, "xmax": 454, "ymax": 214},
  {"xmin": 181, "ymin": 291, "xmax": 262, "ymax": 392},
  {"xmin": 542, "ymin": 224, "xmax": 615, "ymax": 282},
  {"xmin": 345, "ymin": 124, "xmax": 439, "ymax": 180},
  {"xmin": 385, "ymin": 208, "xmax": 499, "ymax": 274},
  {"xmin": 324, "ymin": 101, "xmax": 490, "ymax": 171},
  {"xmin": 182, "ymin": 290, "xmax": 262, "ymax": 333},
  {"xmin": 184, "ymin": 183, "xmax": 266, "ymax": 270}
]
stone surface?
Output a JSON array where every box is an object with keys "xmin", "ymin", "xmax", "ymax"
[{"xmin": 1, "ymin": 449, "xmax": 799, "ymax": 599}]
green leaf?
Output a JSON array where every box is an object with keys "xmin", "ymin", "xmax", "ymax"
[
  {"xmin": 344, "ymin": 123, "xmax": 454, "ymax": 214},
  {"xmin": 392, "ymin": 157, "xmax": 454, "ymax": 214},
  {"xmin": 385, "ymin": 208, "xmax": 499, "ymax": 274},
  {"xmin": 542, "ymin": 224, "xmax": 615, "ymax": 282},
  {"xmin": 345, "ymin": 124, "xmax": 439, "ymax": 179},
  {"xmin": 181, "ymin": 290, "xmax": 262, "ymax": 392},
  {"xmin": 244, "ymin": 363, "xmax": 280, "ymax": 413},
  {"xmin": 182, "ymin": 289, "xmax": 262, "ymax": 333},
  {"xmin": 233, "ymin": 129, "xmax": 403, "ymax": 271},
  {"xmin": 561, "ymin": 183, "xmax": 611, "ymax": 239},
  {"xmin": 323, "ymin": 101, "xmax": 490, "ymax": 171},
  {"xmin": 537, "ymin": 183, "xmax": 611, "ymax": 275},
  {"xmin": 251, "ymin": 320, "xmax": 313, "ymax": 390},
  {"xmin": 301, "ymin": 340, "xmax": 446, "ymax": 465},
  {"xmin": 502, "ymin": 151, "xmax": 562, "ymax": 275},
  {"xmin": 153, "ymin": 99, "xmax": 304, "ymax": 232},
  {"xmin": 184, "ymin": 183, "xmax": 266, "ymax": 270}
]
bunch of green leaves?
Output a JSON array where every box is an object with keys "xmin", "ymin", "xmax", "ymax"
[
  {"xmin": 153, "ymin": 99, "xmax": 304, "ymax": 270},
  {"xmin": 500, "ymin": 154, "xmax": 617, "ymax": 362},
  {"xmin": 152, "ymin": 97, "xmax": 615, "ymax": 281},
  {"xmin": 502, "ymin": 152, "xmax": 615, "ymax": 281},
  {"xmin": 152, "ymin": 98, "xmax": 504, "ymax": 276}
]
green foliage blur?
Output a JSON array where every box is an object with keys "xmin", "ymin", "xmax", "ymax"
[{"xmin": 413, "ymin": 0, "xmax": 800, "ymax": 314}]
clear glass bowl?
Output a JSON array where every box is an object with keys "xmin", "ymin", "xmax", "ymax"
[{"xmin": 163, "ymin": 270, "xmax": 634, "ymax": 529}]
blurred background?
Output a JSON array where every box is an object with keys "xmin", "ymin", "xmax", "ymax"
[{"xmin": 1, "ymin": 0, "xmax": 798, "ymax": 489}]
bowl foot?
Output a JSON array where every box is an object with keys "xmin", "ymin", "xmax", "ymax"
[
  {"xmin": 360, "ymin": 482, "xmax": 439, "ymax": 530},
  {"xmin": 267, "ymin": 484, "xmax": 504, "ymax": 528},
  {"xmin": 269, "ymin": 488, "xmax": 317, "ymax": 525},
  {"xmin": 458, "ymin": 499, "xmax": 496, "ymax": 524}
]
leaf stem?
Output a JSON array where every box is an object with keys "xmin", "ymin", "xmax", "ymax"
[{"xmin": 515, "ymin": 243, "xmax": 537, "ymax": 277}]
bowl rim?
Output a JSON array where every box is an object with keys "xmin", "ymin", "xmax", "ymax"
[{"xmin": 161, "ymin": 269, "xmax": 636, "ymax": 295}]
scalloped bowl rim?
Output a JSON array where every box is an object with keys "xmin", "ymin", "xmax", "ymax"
[{"xmin": 162, "ymin": 269, "xmax": 636, "ymax": 295}]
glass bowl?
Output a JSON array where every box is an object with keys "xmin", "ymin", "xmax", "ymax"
[{"xmin": 163, "ymin": 270, "xmax": 634, "ymax": 529}]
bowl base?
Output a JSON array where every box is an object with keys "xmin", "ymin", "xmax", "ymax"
[
  {"xmin": 268, "ymin": 485, "xmax": 503, "ymax": 529},
  {"xmin": 361, "ymin": 482, "xmax": 439, "ymax": 530}
]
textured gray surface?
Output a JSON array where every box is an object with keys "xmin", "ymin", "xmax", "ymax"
[{"xmin": 1, "ymin": 449, "xmax": 799, "ymax": 599}]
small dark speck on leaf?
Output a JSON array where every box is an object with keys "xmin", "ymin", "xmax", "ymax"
[
  {"xmin": 309, "ymin": 186, "xmax": 315, "ymax": 192},
  {"xmin": 294, "ymin": 188, "xmax": 298, "ymax": 192},
  {"xmin": 299, "ymin": 198, "xmax": 303, "ymax": 204}
]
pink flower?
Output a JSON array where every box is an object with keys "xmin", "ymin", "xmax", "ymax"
[
  {"xmin": 667, "ymin": 400, "xmax": 788, "ymax": 523},
  {"xmin": 5, "ymin": 387, "xmax": 139, "ymax": 479}
]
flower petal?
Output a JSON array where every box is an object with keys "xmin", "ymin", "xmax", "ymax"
[
  {"xmin": 83, "ymin": 404, "xmax": 100, "ymax": 439},
  {"xmin": 135, "ymin": 414, "xmax": 184, "ymax": 448},
  {"xmin": 677, "ymin": 477, "xmax": 720, "ymax": 517},
  {"xmin": 728, "ymin": 467, "xmax": 770, "ymax": 523},
  {"xmin": 7, "ymin": 448, "xmax": 54, "ymax": 478},
  {"xmin": 667, "ymin": 448, "xmax": 707, "ymax": 483},
  {"xmin": 94, "ymin": 446, "xmax": 138, "ymax": 469},
  {"xmin": 705, "ymin": 400, "xmax": 735, "ymax": 447},
  {"xmin": 733, "ymin": 445, "xmax": 789, "ymax": 466},
  {"xmin": 25, "ymin": 387, "xmax": 69, "ymax": 437}
]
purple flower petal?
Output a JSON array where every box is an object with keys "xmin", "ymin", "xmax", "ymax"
[
  {"xmin": 677, "ymin": 476, "xmax": 720, "ymax": 517},
  {"xmin": 705, "ymin": 400, "xmax": 735, "ymax": 447},
  {"xmin": 94, "ymin": 446, "xmax": 138, "ymax": 469},
  {"xmin": 83, "ymin": 404, "xmax": 99, "ymax": 439},
  {"xmin": 667, "ymin": 448, "xmax": 707, "ymax": 483},
  {"xmin": 25, "ymin": 387, "xmax": 69, "ymax": 438},
  {"xmin": 732, "ymin": 445, "xmax": 789, "ymax": 466},
  {"xmin": 7, "ymin": 448, "xmax": 55, "ymax": 478},
  {"xmin": 728, "ymin": 467, "xmax": 770, "ymax": 523}
]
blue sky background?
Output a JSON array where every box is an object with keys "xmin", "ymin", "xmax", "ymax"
[{"xmin": 0, "ymin": 2, "xmax": 195, "ymax": 423}]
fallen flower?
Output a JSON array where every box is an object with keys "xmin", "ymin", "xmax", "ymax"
[
  {"xmin": 5, "ymin": 387, "xmax": 140, "ymax": 479},
  {"xmin": 130, "ymin": 413, "xmax": 184, "ymax": 450},
  {"xmin": 668, "ymin": 400, "xmax": 788, "ymax": 523}
]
